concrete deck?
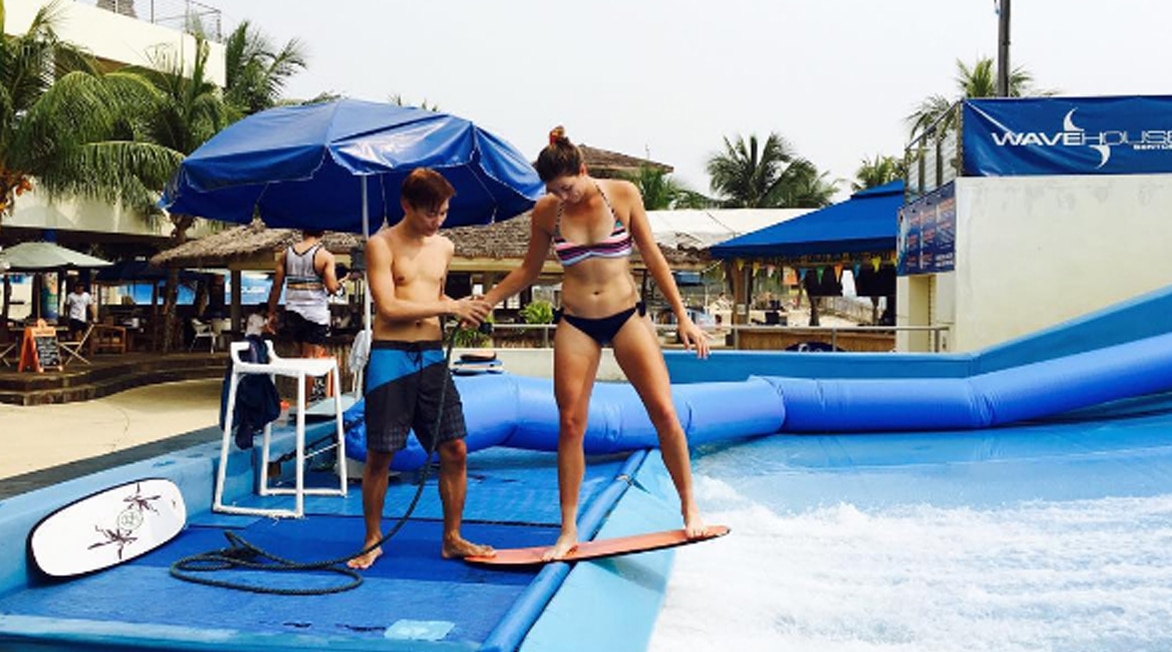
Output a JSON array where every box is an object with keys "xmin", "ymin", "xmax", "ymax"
[{"xmin": 0, "ymin": 379, "xmax": 223, "ymax": 498}]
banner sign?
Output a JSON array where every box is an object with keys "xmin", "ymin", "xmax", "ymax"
[
  {"xmin": 898, "ymin": 182, "xmax": 955, "ymax": 276},
  {"xmin": 963, "ymin": 96, "xmax": 1172, "ymax": 176}
]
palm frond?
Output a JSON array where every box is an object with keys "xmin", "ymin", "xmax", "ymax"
[
  {"xmin": 706, "ymin": 132, "xmax": 803, "ymax": 208},
  {"xmin": 37, "ymin": 140, "xmax": 182, "ymax": 214}
]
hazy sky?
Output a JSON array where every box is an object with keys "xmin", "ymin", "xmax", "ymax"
[{"xmin": 221, "ymin": 0, "xmax": 1171, "ymax": 201}]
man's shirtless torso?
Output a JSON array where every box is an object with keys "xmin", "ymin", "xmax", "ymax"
[{"xmin": 368, "ymin": 224, "xmax": 453, "ymax": 342}]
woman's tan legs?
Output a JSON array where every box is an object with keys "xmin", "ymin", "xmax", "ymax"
[
  {"xmin": 612, "ymin": 315, "xmax": 707, "ymax": 537},
  {"xmin": 547, "ymin": 323, "xmax": 602, "ymax": 560}
]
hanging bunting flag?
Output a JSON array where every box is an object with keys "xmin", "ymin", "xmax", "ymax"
[
  {"xmin": 816, "ymin": 267, "xmax": 825, "ymax": 283},
  {"xmin": 833, "ymin": 264, "xmax": 843, "ymax": 281},
  {"xmin": 853, "ymin": 263, "xmax": 862, "ymax": 278},
  {"xmin": 871, "ymin": 257, "xmax": 882, "ymax": 272},
  {"xmin": 798, "ymin": 268, "xmax": 807, "ymax": 282}
]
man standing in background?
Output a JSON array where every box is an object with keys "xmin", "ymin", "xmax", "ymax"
[
  {"xmin": 267, "ymin": 230, "xmax": 342, "ymax": 400},
  {"xmin": 64, "ymin": 282, "xmax": 95, "ymax": 341}
]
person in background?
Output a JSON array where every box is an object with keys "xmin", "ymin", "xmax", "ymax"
[
  {"xmin": 64, "ymin": 282, "xmax": 95, "ymax": 340},
  {"xmin": 267, "ymin": 230, "xmax": 342, "ymax": 399},
  {"xmin": 478, "ymin": 126, "xmax": 710, "ymax": 560}
]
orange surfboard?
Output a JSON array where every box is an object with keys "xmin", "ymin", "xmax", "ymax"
[{"xmin": 463, "ymin": 525, "xmax": 730, "ymax": 566}]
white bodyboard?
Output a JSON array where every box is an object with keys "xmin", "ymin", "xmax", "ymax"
[{"xmin": 29, "ymin": 478, "xmax": 186, "ymax": 578}]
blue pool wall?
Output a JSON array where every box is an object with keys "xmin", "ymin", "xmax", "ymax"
[{"xmin": 664, "ymin": 284, "xmax": 1172, "ymax": 383}]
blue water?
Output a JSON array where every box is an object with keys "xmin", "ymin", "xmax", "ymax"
[{"xmin": 650, "ymin": 414, "xmax": 1172, "ymax": 652}]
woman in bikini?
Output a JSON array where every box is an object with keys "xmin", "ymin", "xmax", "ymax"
[{"xmin": 481, "ymin": 126, "xmax": 710, "ymax": 560}]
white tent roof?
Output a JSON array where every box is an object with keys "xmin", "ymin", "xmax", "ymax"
[
  {"xmin": 0, "ymin": 241, "xmax": 112, "ymax": 271},
  {"xmin": 647, "ymin": 209, "xmax": 812, "ymax": 249}
]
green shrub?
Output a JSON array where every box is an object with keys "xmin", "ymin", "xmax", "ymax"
[
  {"xmin": 520, "ymin": 300, "xmax": 554, "ymax": 325},
  {"xmin": 451, "ymin": 314, "xmax": 493, "ymax": 348}
]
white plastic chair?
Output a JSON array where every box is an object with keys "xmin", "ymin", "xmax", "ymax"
[
  {"xmin": 190, "ymin": 318, "xmax": 216, "ymax": 353},
  {"xmin": 213, "ymin": 340, "xmax": 347, "ymax": 518}
]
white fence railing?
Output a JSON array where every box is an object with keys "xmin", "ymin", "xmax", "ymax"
[
  {"xmin": 481, "ymin": 323, "xmax": 951, "ymax": 353},
  {"xmin": 77, "ymin": 0, "xmax": 223, "ymax": 41}
]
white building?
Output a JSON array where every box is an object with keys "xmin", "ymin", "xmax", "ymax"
[{"xmin": 898, "ymin": 97, "xmax": 1172, "ymax": 353}]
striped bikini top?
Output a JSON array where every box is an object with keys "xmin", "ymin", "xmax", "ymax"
[{"xmin": 553, "ymin": 184, "xmax": 633, "ymax": 267}]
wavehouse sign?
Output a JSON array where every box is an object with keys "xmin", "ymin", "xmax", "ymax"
[{"xmin": 962, "ymin": 96, "xmax": 1172, "ymax": 177}]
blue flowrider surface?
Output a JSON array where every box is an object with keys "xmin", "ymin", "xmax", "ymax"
[{"xmin": 0, "ymin": 449, "xmax": 631, "ymax": 651}]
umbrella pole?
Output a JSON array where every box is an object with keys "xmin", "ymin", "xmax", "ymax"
[{"xmin": 362, "ymin": 175, "xmax": 372, "ymax": 337}]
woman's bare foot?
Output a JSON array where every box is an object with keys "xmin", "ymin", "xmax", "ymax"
[
  {"xmin": 683, "ymin": 505, "xmax": 709, "ymax": 539},
  {"xmin": 442, "ymin": 535, "xmax": 495, "ymax": 559},
  {"xmin": 542, "ymin": 532, "xmax": 579, "ymax": 561},
  {"xmin": 347, "ymin": 540, "xmax": 383, "ymax": 570}
]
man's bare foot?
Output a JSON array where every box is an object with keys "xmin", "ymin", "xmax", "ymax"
[
  {"xmin": 683, "ymin": 506, "xmax": 709, "ymax": 539},
  {"xmin": 347, "ymin": 543, "xmax": 383, "ymax": 570},
  {"xmin": 542, "ymin": 533, "xmax": 579, "ymax": 561},
  {"xmin": 442, "ymin": 536, "xmax": 495, "ymax": 559}
]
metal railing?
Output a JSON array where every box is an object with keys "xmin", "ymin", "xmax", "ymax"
[
  {"xmin": 77, "ymin": 0, "xmax": 223, "ymax": 41},
  {"xmin": 905, "ymin": 101, "xmax": 963, "ymax": 202},
  {"xmin": 725, "ymin": 324, "xmax": 950, "ymax": 353},
  {"xmin": 482, "ymin": 323, "xmax": 952, "ymax": 353}
]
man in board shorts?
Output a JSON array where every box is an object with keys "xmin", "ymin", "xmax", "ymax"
[{"xmin": 348, "ymin": 168, "xmax": 494, "ymax": 569}]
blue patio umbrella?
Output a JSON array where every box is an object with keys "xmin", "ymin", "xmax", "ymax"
[
  {"xmin": 159, "ymin": 100, "xmax": 544, "ymax": 377},
  {"xmin": 159, "ymin": 99, "xmax": 545, "ymax": 235}
]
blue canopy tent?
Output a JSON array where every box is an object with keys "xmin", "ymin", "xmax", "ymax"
[
  {"xmin": 708, "ymin": 181, "xmax": 903, "ymax": 260},
  {"xmin": 708, "ymin": 182, "xmax": 903, "ymax": 326}
]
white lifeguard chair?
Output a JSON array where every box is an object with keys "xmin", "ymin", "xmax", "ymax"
[{"xmin": 213, "ymin": 340, "xmax": 347, "ymax": 518}]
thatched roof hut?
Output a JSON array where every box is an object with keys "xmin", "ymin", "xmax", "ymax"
[
  {"xmin": 151, "ymin": 215, "xmax": 708, "ymax": 273},
  {"xmin": 150, "ymin": 222, "xmax": 362, "ymax": 270},
  {"xmin": 579, "ymin": 145, "xmax": 673, "ymax": 178}
]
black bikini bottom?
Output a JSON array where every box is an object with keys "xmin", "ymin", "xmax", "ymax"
[{"xmin": 554, "ymin": 302, "xmax": 647, "ymax": 346}]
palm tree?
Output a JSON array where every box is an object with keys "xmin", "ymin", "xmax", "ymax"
[
  {"xmin": 853, "ymin": 154, "xmax": 905, "ymax": 192},
  {"xmin": 706, "ymin": 133, "xmax": 804, "ymax": 208},
  {"xmin": 774, "ymin": 160, "xmax": 839, "ymax": 208},
  {"xmin": 1, "ymin": 1, "xmax": 180, "ymax": 223},
  {"xmin": 628, "ymin": 165, "xmax": 698, "ymax": 208},
  {"xmin": 123, "ymin": 35, "xmax": 233, "ymax": 350},
  {"xmin": 673, "ymin": 190, "xmax": 718, "ymax": 209},
  {"xmin": 127, "ymin": 36, "xmax": 230, "ymax": 156},
  {"xmin": 223, "ymin": 20, "xmax": 307, "ymax": 116},
  {"xmin": 1, "ymin": 0, "xmax": 187, "ymax": 329},
  {"xmin": 0, "ymin": 0, "xmax": 80, "ymax": 219},
  {"xmin": 906, "ymin": 57, "xmax": 1044, "ymax": 139}
]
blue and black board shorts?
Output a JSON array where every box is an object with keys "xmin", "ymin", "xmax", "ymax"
[{"xmin": 364, "ymin": 340, "xmax": 466, "ymax": 454}]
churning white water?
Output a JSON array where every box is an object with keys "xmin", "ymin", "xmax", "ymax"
[{"xmin": 649, "ymin": 466, "xmax": 1172, "ymax": 652}]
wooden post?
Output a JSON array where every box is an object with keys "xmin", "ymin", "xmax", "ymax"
[
  {"xmin": 727, "ymin": 259, "xmax": 754, "ymax": 326},
  {"xmin": 230, "ymin": 269, "xmax": 243, "ymax": 333}
]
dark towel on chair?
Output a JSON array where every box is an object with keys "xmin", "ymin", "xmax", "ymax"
[{"xmin": 219, "ymin": 335, "xmax": 281, "ymax": 450}]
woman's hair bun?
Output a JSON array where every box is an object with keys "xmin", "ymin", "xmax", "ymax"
[{"xmin": 549, "ymin": 126, "xmax": 568, "ymax": 146}]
